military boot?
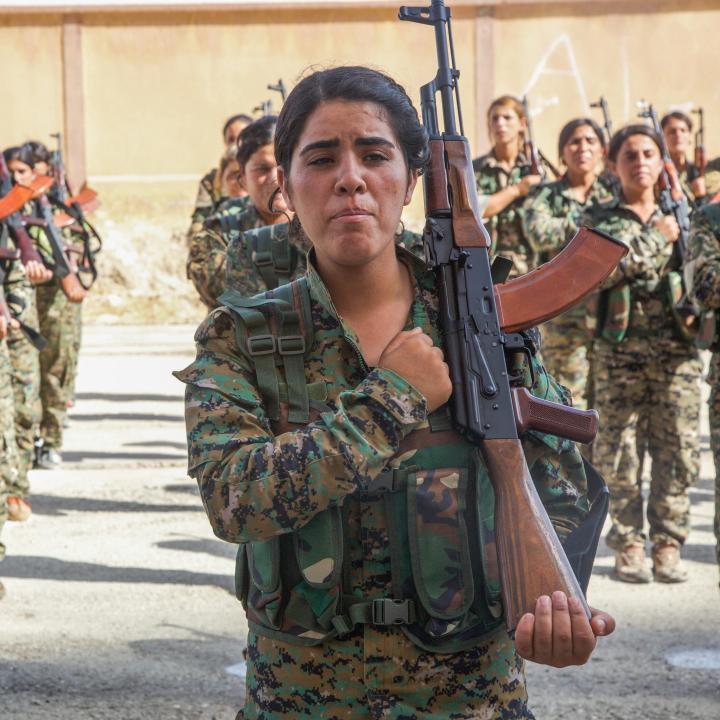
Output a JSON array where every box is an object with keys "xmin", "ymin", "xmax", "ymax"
[
  {"xmin": 614, "ymin": 542, "xmax": 652, "ymax": 583},
  {"xmin": 652, "ymin": 542, "xmax": 688, "ymax": 583}
]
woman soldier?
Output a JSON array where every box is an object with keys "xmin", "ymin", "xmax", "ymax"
[
  {"xmin": 686, "ymin": 200, "xmax": 720, "ymax": 586},
  {"xmin": 176, "ymin": 66, "xmax": 613, "ymax": 719},
  {"xmin": 186, "ymin": 112, "xmax": 253, "ymax": 243},
  {"xmin": 661, "ymin": 111, "xmax": 706, "ymax": 206},
  {"xmin": 522, "ymin": 118, "xmax": 617, "ymax": 408},
  {"xmin": 472, "ymin": 95, "xmax": 548, "ymax": 277},
  {"xmin": 585, "ymin": 125, "xmax": 702, "ymax": 584},
  {"xmin": 4, "ymin": 144, "xmax": 86, "ymax": 472},
  {"xmin": 186, "ymin": 115, "xmax": 292, "ymax": 309}
]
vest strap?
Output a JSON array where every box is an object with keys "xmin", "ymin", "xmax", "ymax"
[
  {"xmin": 364, "ymin": 467, "xmax": 414, "ymax": 494},
  {"xmin": 331, "ymin": 597, "xmax": 417, "ymax": 636}
]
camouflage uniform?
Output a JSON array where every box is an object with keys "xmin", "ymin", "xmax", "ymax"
[
  {"xmin": 5, "ymin": 263, "xmax": 41, "ymax": 495},
  {"xmin": 31, "ymin": 203, "xmax": 84, "ymax": 452},
  {"xmin": 1, "ymin": 253, "xmax": 26, "ymax": 560},
  {"xmin": 224, "ymin": 223, "xmax": 422, "ymax": 297},
  {"xmin": 473, "ymin": 151, "xmax": 551, "ymax": 278},
  {"xmin": 705, "ymin": 157, "xmax": 720, "ymax": 200},
  {"xmin": 187, "ymin": 200, "xmax": 263, "ymax": 309},
  {"xmin": 685, "ymin": 201, "xmax": 720, "ymax": 570},
  {"xmin": 585, "ymin": 199, "xmax": 702, "ymax": 552},
  {"xmin": 521, "ymin": 175, "xmax": 617, "ymax": 408},
  {"xmin": 176, "ymin": 247, "xmax": 592, "ymax": 719}
]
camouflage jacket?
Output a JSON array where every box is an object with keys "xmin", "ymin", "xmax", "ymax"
[
  {"xmin": 0, "ymin": 233, "xmax": 33, "ymax": 322},
  {"xmin": 175, "ymin": 247, "xmax": 590, "ymax": 652},
  {"xmin": 225, "ymin": 224, "xmax": 424, "ymax": 298},
  {"xmin": 522, "ymin": 173, "xmax": 618, "ymax": 260},
  {"xmin": 473, "ymin": 149, "xmax": 553, "ymax": 276},
  {"xmin": 687, "ymin": 202, "xmax": 720, "ymax": 311},
  {"xmin": 706, "ymin": 157, "xmax": 720, "ymax": 200},
  {"xmin": 583, "ymin": 198, "xmax": 684, "ymax": 345},
  {"xmin": 186, "ymin": 202, "xmax": 263, "ymax": 310}
]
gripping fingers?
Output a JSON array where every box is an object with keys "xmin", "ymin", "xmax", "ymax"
[
  {"xmin": 552, "ymin": 591, "xmax": 573, "ymax": 663},
  {"xmin": 532, "ymin": 595, "xmax": 553, "ymax": 661},
  {"xmin": 569, "ymin": 596, "xmax": 596, "ymax": 663}
]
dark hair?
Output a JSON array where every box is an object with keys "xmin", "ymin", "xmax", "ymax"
[
  {"xmin": 557, "ymin": 118, "xmax": 605, "ymax": 157},
  {"xmin": 608, "ymin": 124, "xmax": 663, "ymax": 163},
  {"xmin": 274, "ymin": 66, "xmax": 428, "ymax": 174},
  {"xmin": 661, "ymin": 111, "xmax": 692, "ymax": 132},
  {"xmin": 222, "ymin": 113, "xmax": 253, "ymax": 141},
  {"xmin": 26, "ymin": 140, "xmax": 51, "ymax": 165},
  {"xmin": 236, "ymin": 115, "xmax": 278, "ymax": 169},
  {"xmin": 3, "ymin": 144, "xmax": 35, "ymax": 168}
]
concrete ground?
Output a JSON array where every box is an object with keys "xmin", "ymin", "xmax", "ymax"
[{"xmin": 0, "ymin": 324, "xmax": 718, "ymax": 719}]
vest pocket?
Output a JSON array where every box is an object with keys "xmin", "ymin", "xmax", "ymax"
[
  {"xmin": 246, "ymin": 537, "xmax": 283, "ymax": 630},
  {"xmin": 407, "ymin": 467, "xmax": 475, "ymax": 637},
  {"xmin": 294, "ymin": 506, "xmax": 343, "ymax": 589}
]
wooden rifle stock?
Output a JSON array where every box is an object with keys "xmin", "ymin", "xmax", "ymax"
[
  {"xmin": 482, "ymin": 438, "xmax": 591, "ymax": 630},
  {"xmin": 0, "ymin": 184, "xmax": 33, "ymax": 220},
  {"xmin": 494, "ymin": 227, "xmax": 628, "ymax": 333},
  {"xmin": 68, "ymin": 186, "xmax": 100, "ymax": 214}
]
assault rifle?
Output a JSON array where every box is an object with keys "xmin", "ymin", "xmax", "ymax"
[
  {"xmin": 47, "ymin": 132, "xmax": 102, "ymax": 289},
  {"xmin": 268, "ymin": 79, "xmax": 287, "ymax": 103},
  {"xmin": 692, "ymin": 107, "xmax": 706, "ymax": 176},
  {"xmin": 0, "ymin": 153, "xmax": 46, "ymax": 268},
  {"xmin": 521, "ymin": 95, "xmax": 561, "ymax": 180},
  {"xmin": 590, "ymin": 96, "xmax": 613, "ymax": 146},
  {"xmin": 399, "ymin": 0, "xmax": 628, "ymax": 630},
  {"xmin": 254, "ymin": 80, "xmax": 288, "ymax": 117},
  {"xmin": 638, "ymin": 101, "xmax": 703, "ymax": 340}
]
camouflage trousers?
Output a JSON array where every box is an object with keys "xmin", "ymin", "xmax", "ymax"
[
  {"xmin": 6, "ymin": 293, "xmax": 40, "ymax": 497},
  {"xmin": 36, "ymin": 282, "xmax": 83, "ymax": 450},
  {"xmin": 706, "ymin": 353, "xmax": 720, "ymax": 569},
  {"xmin": 1, "ymin": 340, "xmax": 20, "ymax": 563},
  {"xmin": 540, "ymin": 311, "xmax": 590, "ymax": 409},
  {"xmin": 592, "ymin": 339, "xmax": 702, "ymax": 550},
  {"xmin": 238, "ymin": 626, "xmax": 533, "ymax": 719}
]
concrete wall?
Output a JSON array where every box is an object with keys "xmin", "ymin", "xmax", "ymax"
[{"xmin": 1, "ymin": 0, "xmax": 719, "ymax": 322}]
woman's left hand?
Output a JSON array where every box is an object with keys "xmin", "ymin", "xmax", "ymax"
[{"xmin": 514, "ymin": 591, "xmax": 615, "ymax": 667}]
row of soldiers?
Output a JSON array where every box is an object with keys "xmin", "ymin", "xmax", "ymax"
[
  {"xmin": 185, "ymin": 94, "xmax": 720, "ymax": 589},
  {"xmin": 0, "ymin": 139, "xmax": 100, "ymax": 599}
]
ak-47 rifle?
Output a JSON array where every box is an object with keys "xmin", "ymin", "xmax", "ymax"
[
  {"xmin": 521, "ymin": 95, "xmax": 561, "ymax": 180},
  {"xmin": 268, "ymin": 79, "xmax": 287, "ymax": 103},
  {"xmin": 638, "ymin": 101, "xmax": 705, "ymax": 341},
  {"xmin": 590, "ymin": 96, "xmax": 614, "ymax": 146},
  {"xmin": 47, "ymin": 131, "xmax": 102, "ymax": 289},
  {"xmin": 692, "ymin": 107, "xmax": 706, "ymax": 176},
  {"xmin": 0, "ymin": 153, "xmax": 46, "ymax": 268},
  {"xmin": 399, "ymin": 0, "xmax": 628, "ymax": 630}
]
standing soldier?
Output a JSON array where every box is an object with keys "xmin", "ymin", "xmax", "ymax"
[
  {"xmin": 661, "ymin": 111, "xmax": 706, "ymax": 206},
  {"xmin": 473, "ymin": 95, "xmax": 549, "ymax": 277},
  {"xmin": 523, "ymin": 118, "xmax": 617, "ymax": 408},
  {"xmin": 176, "ymin": 66, "xmax": 614, "ymax": 720},
  {"xmin": 187, "ymin": 113, "xmax": 252, "ymax": 243},
  {"xmin": 686, "ymin": 200, "xmax": 720, "ymax": 586},
  {"xmin": 586, "ymin": 125, "xmax": 702, "ymax": 583},
  {"xmin": 187, "ymin": 116, "xmax": 289, "ymax": 309}
]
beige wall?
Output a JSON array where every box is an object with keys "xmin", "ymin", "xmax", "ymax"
[
  {"xmin": 2, "ymin": 0, "xmax": 719, "ymax": 322},
  {"xmin": 0, "ymin": 14, "xmax": 63, "ymax": 149}
]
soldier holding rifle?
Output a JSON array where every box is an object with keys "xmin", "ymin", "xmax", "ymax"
[{"xmin": 177, "ymin": 3, "xmax": 617, "ymax": 715}]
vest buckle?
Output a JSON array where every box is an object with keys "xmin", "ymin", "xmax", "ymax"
[{"xmin": 372, "ymin": 598, "xmax": 414, "ymax": 626}]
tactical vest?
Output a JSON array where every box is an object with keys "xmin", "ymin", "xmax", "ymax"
[
  {"xmin": 242, "ymin": 224, "xmax": 303, "ymax": 292},
  {"xmin": 217, "ymin": 277, "xmax": 607, "ymax": 653}
]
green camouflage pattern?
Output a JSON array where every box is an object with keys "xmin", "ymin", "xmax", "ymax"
[
  {"xmin": 187, "ymin": 201, "xmax": 262, "ymax": 309},
  {"xmin": 240, "ymin": 625, "xmax": 532, "ymax": 719},
  {"xmin": 705, "ymin": 157, "xmax": 720, "ymax": 199},
  {"xmin": 225, "ymin": 224, "xmax": 423, "ymax": 297},
  {"xmin": 225, "ymin": 220, "xmax": 311, "ymax": 296},
  {"xmin": 176, "ymin": 247, "xmax": 590, "ymax": 717},
  {"xmin": 472, "ymin": 150, "xmax": 553, "ymax": 277},
  {"xmin": 186, "ymin": 167, "xmax": 227, "ymax": 244},
  {"xmin": 36, "ymin": 282, "xmax": 81, "ymax": 450},
  {"xmin": 686, "ymin": 201, "xmax": 720, "ymax": 569},
  {"xmin": 522, "ymin": 174, "xmax": 617, "ymax": 407},
  {"xmin": 588, "ymin": 200, "xmax": 701, "ymax": 551},
  {"xmin": 1, "ymin": 249, "xmax": 37, "ymax": 496},
  {"xmin": 0, "ymin": 339, "xmax": 17, "ymax": 563}
]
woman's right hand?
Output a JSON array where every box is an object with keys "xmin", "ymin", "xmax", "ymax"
[
  {"xmin": 516, "ymin": 174, "xmax": 543, "ymax": 197},
  {"xmin": 24, "ymin": 260, "xmax": 54, "ymax": 284},
  {"xmin": 378, "ymin": 327, "xmax": 452, "ymax": 413},
  {"xmin": 652, "ymin": 215, "xmax": 680, "ymax": 243}
]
